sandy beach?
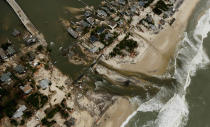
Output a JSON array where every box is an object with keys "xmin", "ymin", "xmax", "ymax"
[
  {"xmin": 1, "ymin": 0, "xmax": 202, "ymax": 126},
  {"xmin": 95, "ymin": 97, "xmax": 137, "ymax": 127},
  {"xmin": 98, "ymin": 0, "xmax": 201, "ymax": 127},
  {"xmin": 105, "ymin": 0, "xmax": 201, "ymax": 76}
]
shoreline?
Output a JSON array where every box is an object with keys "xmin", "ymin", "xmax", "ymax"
[
  {"xmin": 1, "ymin": 0, "xmax": 202, "ymax": 127},
  {"xmin": 95, "ymin": 97, "xmax": 138, "ymax": 127},
  {"xmin": 103, "ymin": 0, "xmax": 201, "ymax": 76},
  {"xmin": 98, "ymin": 0, "xmax": 202, "ymax": 127}
]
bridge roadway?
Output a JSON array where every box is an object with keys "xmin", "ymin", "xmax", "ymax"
[{"xmin": 6, "ymin": 0, "xmax": 47, "ymax": 46}]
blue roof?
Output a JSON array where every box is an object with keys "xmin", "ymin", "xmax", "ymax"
[
  {"xmin": 139, "ymin": 1, "xmax": 145, "ymax": 6},
  {"xmin": 118, "ymin": 0, "xmax": 126, "ymax": 5},
  {"xmin": 90, "ymin": 35, "xmax": 98, "ymax": 43},
  {"xmin": 97, "ymin": 10, "xmax": 107, "ymax": 17}
]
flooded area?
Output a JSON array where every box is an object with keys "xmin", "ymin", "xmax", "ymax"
[
  {"xmin": 0, "ymin": 0, "xmax": 102, "ymax": 78},
  {"xmin": 17, "ymin": 0, "xmax": 103, "ymax": 78},
  {"xmin": 1, "ymin": 0, "xmax": 210, "ymax": 126},
  {"xmin": 0, "ymin": 0, "xmax": 25, "ymax": 49}
]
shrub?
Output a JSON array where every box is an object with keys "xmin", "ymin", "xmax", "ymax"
[
  {"xmin": 41, "ymin": 117, "xmax": 56, "ymax": 127},
  {"xmin": 37, "ymin": 45, "xmax": 43, "ymax": 52},
  {"xmin": 26, "ymin": 93, "xmax": 48, "ymax": 109},
  {"xmin": 110, "ymin": 37, "xmax": 138, "ymax": 57},
  {"xmin": 44, "ymin": 63, "xmax": 50, "ymax": 70},
  {"xmin": 45, "ymin": 105, "xmax": 61, "ymax": 119},
  {"xmin": 23, "ymin": 110, "xmax": 33, "ymax": 119},
  {"xmin": 60, "ymin": 109, "xmax": 69, "ymax": 119},
  {"xmin": 144, "ymin": 0, "xmax": 155, "ymax": 8},
  {"xmin": 156, "ymin": 0, "xmax": 168, "ymax": 11},
  {"xmin": 26, "ymin": 93, "xmax": 39, "ymax": 109},
  {"xmin": 153, "ymin": 7, "xmax": 162, "ymax": 15},
  {"xmin": 4, "ymin": 100, "xmax": 17, "ymax": 118},
  {"xmin": 20, "ymin": 120, "xmax": 25, "ymax": 125},
  {"xmin": 40, "ymin": 95, "xmax": 48, "ymax": 107},
  {"xmin": 10, "ymin": 119, "xmax": 18, "ymax": 126}
]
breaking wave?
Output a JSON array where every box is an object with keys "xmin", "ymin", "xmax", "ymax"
[{"xmin": 121, "ymin": 8, "xmax": 210, "ymax": 127}]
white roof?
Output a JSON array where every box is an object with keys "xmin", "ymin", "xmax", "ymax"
[
  {"xmin": 13, "ymin": 105, "xmax": 27, "ymax": 118},
  {"xmin": 39, "ymin": 79, "xmax": 50, "ymax": 90}
]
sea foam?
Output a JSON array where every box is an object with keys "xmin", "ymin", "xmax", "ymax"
[{"xmin": 121, "ymin": 7, "xmax": 210, "ymax": 127}]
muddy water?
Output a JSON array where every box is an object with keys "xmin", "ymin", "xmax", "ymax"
[
  {"xmin": 0, "ymin": 0, "xmax": 25, "ymax": 48},
  {"xmin": 17, "ymin": 0, "xmax": 103, "ymax": 79},
  {"xmin": 1, "ymin": 0, "xmax": 210, "ymax": 127},
  {"xmin": 0, "ymin": 0, "xmax": 102, "ymax": 78}
]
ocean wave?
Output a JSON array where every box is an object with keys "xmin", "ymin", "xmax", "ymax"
[
  {"xmin": 121, "ymin": 7, "xmax": 210, "ymax": 127},
  {"xmin": 154, "ymin": 94, "xmax": 188, "ymax": 127}
]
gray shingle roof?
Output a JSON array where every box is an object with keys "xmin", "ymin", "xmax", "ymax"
[
  {"xmin": 0, "ymin": 48, "xmax": 7, "ymax": 60},
  {"xmin": 39, "ymin": 79, "xmax": 50, "ymax": 90},
  {"xmin": 0, "ymin": 72, "xmax": 12, "ymax": 83},
  {"xmin": 67, "ymin": 27, "xmax": 78, "ymax": 39},
  {"xmin": 14, "ymin": 65, "xmax": 25, "ymax": 74},
  {"xmin": 6, "ymin": 46, "xmax": 16, "ymax": 56}
]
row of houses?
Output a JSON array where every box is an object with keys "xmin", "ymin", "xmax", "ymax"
[
  {"xmin": 0, "ymin": 44, "xmax": 16, "ymax": 62},
  {"xmin": 0, "ymin": 63, "xmax": 51, "ymax": 119},
  {"xmin": 66, "ymin": 0, "xmax": 177, "ymax": 55},
  {"xmin": 66, "ymin": 0, "xmax": 133, "ymax": 53},
  {"xmin": 0, "ymin": 28, "xmax": 38, "ymax": 63}
]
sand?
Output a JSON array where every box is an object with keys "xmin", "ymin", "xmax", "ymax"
[
  {"xmin": 98, "ymin": 0, "xmax": 201, "ymax": 126},
  {"xmin": 114, "ymin": 0, "xmax": 201, "ymax": 76},
  {"xmin": 64, "ymin": 6, "xmax": 84, "ymax": 15},
  {"xmin": 96, "ymin": 97, "xmax": 137, "ymax": 127}
]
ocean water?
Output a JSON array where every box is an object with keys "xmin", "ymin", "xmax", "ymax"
[
  {"xmin": 122, "ymin": 0, "xmax": 210, "ymax": 127},
  {"xmin": 1, "ymin": 0, "xmax": 210, "ymax": 127}
]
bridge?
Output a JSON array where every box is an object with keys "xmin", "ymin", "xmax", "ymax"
[{"xmin": 6, "ymin": 0, "xmax": 47, "ymax": 46}]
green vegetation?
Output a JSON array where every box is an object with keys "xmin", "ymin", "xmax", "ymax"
[
  {"xmin": 20, "ymin": 120, "xmax": 25, "ymax": 125},
  {"xmin": 44, "ymin": 101, "xmax": 70, "ymax": 123},
  {"xmin": 45, "ymin": 104, "xmax": 69, "ymax": 119},
  {"xmin": 110, "ymin": 35, "xmax": 138, "ymax": 57},
  {"xmin": 153, "ymin": 7, "xmax": 162, "ymax": 15},
  {"xmin": 156, "ymin": 0, "xmax": 169, "ymax": 11},
  {"xmin": 83, "ymin": 26, "xmax": 90, "ymax": 35},
  {"xmin": 44, "ymin": 63, "xmax": 50, "ymax": 70},
  {"xmin": 101, "ymin": 32, "xmax": 118, "ymax": 46},
  {"xmin": 23, "ymin": 110, "xmax": 33, "ymax": 119},
  {"xmin": 10, "ymin": 119, "xmax": 18, "ymax": 126},
  {"xmin": 0, "ymin": 87, "xmax": 22, "ymax": 118},
  {"xmin": 26, "ymin": 92, "xmax": 48, "ymax": 109},
  {"xmin": 45, "ymin": 104, "xmax": 61, "ymax": 119},
  {"xmin": 60, "ymin": 109, "xmax": 69, "ymax": 119},
  {"xmin": 60, "ymin": 99, "xmax": 69, "ymax": 118},
  {"xmin": 37, "ymin": 45, "xmax": 43, "ymax": 52},
  {"xmin": 25, "ymin": 63, "xmax": 37, "ymax": 74},
  {"xmin": 61, "ymin": 99, "xmax": 66, "ymax": 108},
  {"xmin": 0, "ymin": 88, "xmax": 9, "ymax": 97},
  {"xmin": 143, "ymin": 0, "xmax": 155, "ymax": 8},
  {"xmin": 153, "ymin": 0, "xmax": 169, "ymax": 15},
  {"xmin": 0, "ymin": 110, "xmax": 4, "ymax": 119},
  {"xmin": 47, "ymin": 46, "xmax": 52, "ymax": 53},
  {"xmin": 3, "ymin": 100, "xmax": 17, "ymax": 118},
  {"xmin": 90, "ymin": 25, "xmax": 116, "ymax": 47},
  {"xmin": 41, "ymin": 117, "xmax": 56, "ymax": 127}
]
